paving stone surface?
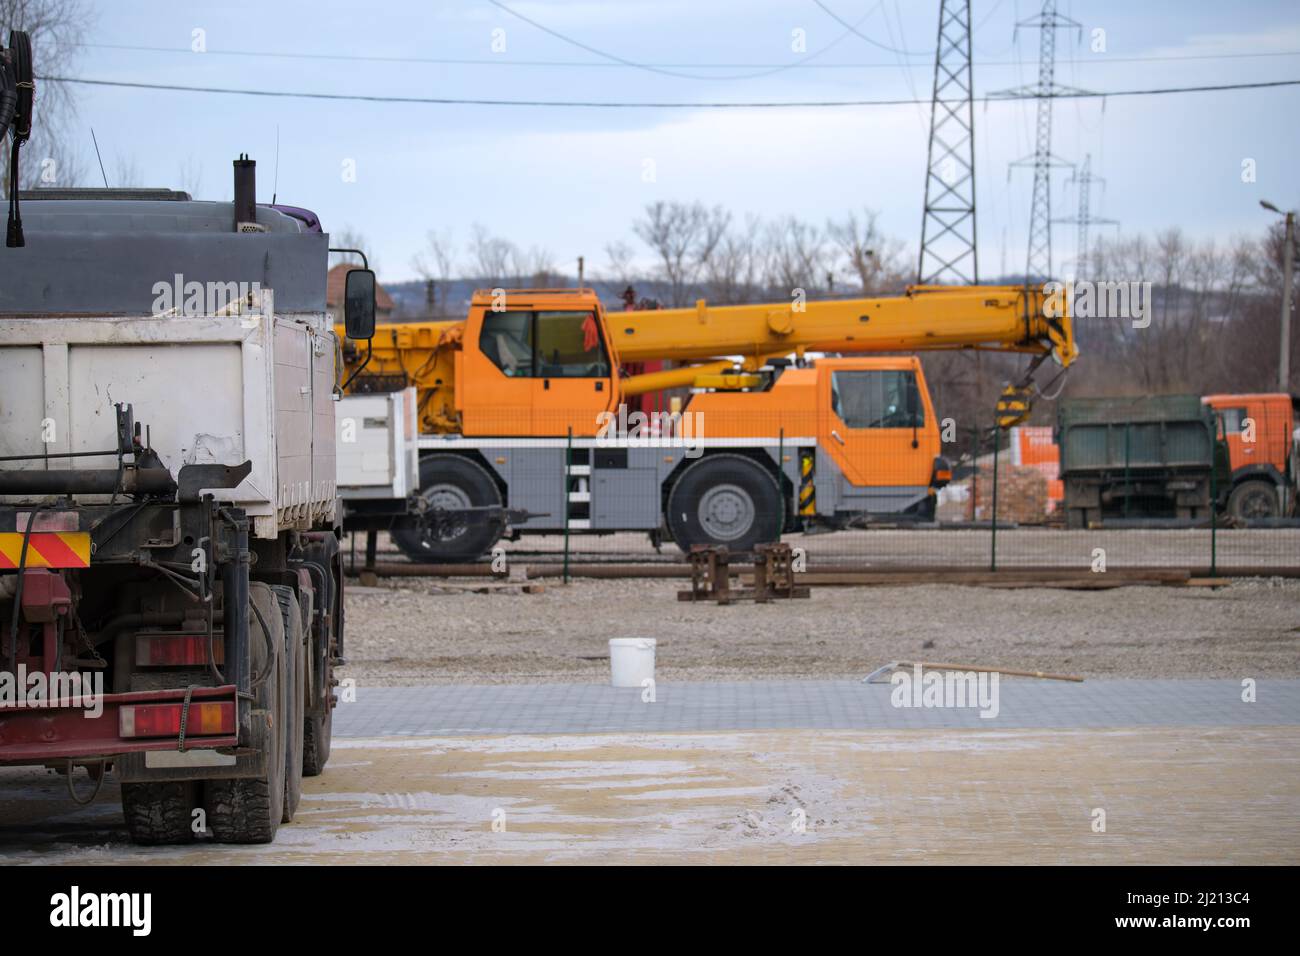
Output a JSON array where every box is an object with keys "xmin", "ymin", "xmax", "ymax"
[{"xmin": 333, "ymin": 679, "xmax": 1300, "ymax": 736}]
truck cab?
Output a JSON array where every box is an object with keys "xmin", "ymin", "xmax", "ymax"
[
  {"xmin": 690, "ymin": 356, "xmax": 946, "ymax": 520},
  {"xmin": 460, "ymin": 289, "xmax": 620, "ymax": 438},
  {"xmin": 1204, "ymin": 393, "xmax": 1298, "ymax": 518}
]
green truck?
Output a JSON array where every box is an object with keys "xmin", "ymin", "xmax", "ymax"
[{"xmin": 1057, "ymin": 395, "xmax": 1232, "ymax": 528}]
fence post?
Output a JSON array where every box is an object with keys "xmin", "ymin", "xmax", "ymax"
[
  {"xmin": 1210, "ymin": 457, "xmax": 1218, "ymax": 578},
  {"xmin": 778, "ymin": 426, "xmax": 785, "ymax": 540},
  {"xmin": 563, "ymin": 425, "xmax": 573, "ymax": 585},
  {"xmin": 1123, "ymin": 421, "xmax": 1132, "ymax": 519},
  {"xmin": 990, "ymin": 423, "xmax": 999, "ymax": 572}
]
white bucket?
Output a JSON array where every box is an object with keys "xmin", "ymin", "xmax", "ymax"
[{"xmin": 609, "ymin": 638, "xmax": 656, "ymax": 688}]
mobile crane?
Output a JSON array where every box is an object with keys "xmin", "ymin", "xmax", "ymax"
[{"xmin": 340, "ymin": 283, "xmax": 1076, "ymax": 561}]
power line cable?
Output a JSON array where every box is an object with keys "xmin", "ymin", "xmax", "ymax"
[
  {"xmin": 38, "ymin": 74, "xmax": 1300, "ymax": 108},
  {"xmin": 481, "ymin": 0, "xmax": 889, "ymax": 80},
  {"xmin": 810, "ymin": 0, "xmax": 930, "ymax": 56},
  {"xmin": 886, "ymin": 0, "xmax": 929, "ymax": 131},
  {"xmin": 76, "ymin": 41, "xmax": 1300, "ymax": 70}
]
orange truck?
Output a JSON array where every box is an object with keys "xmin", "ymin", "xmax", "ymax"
[
  {"xmin": 340, "ymin": 284, "xmax": 1075, "ymax": 560},
  {"xmin": 1203, "ymin": 393, "xmax": 1299, "ymax": 518}
]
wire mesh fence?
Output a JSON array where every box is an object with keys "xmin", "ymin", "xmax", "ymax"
[{"xmin": 348, "ymin": 396, "xmax": 1300, "ymax": 575}]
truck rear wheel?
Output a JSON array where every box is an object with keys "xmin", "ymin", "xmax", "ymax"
[
  {"xmin": 1228, "ymin": 479, "xmax": 1278, "ymax": 520},
  {"xmin": 207, "ymin": 582, "xmax": 285, "ymax": 844},
  {"xmin": 297, "ymin": 535, "xmax": 338, "ymax": 777},
  {"xmin": 303, "ymin": 702, "xmax": 332, "ymax": 777},
  {"xmin": 121, "ymin": 781, "xmax": 198, "ymax": 845},
  {"xmin": 392, "ymin": 455, "xmax": 504, "ymax": 563},
  {"xmin": 272, "ymin": 586, "xmax": 306, "ymax": 823},
  {"xmin": 667, "ymin": 454, "xmax": 783, "ymax": 554}
]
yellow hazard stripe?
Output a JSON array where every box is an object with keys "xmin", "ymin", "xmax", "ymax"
[
  {"xmin": 0, "ymin": 532, "xmax": 91, "ymax": 569},
  {"xmin": 799, "ymin": 453, "xmax": 816, "ymax": 514}
]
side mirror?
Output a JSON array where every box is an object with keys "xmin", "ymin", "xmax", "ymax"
[{"xmin": 343, "ymin": 268, "xmax": 376, "ymax": 340}]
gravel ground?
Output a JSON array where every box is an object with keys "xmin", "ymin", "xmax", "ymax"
[{"xmin": 341, "ymin": 576, "xmax": 1300, "ymax": 686}]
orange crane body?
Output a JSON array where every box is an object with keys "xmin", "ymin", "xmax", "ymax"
[{"xmin": 339, "ymin": 285, "xmax": 1074, "ymax": 560}]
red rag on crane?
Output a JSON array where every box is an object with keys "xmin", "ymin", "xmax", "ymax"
[{"xmin": 581, "ymin": 313, "xmax": 599, "ymax": 352}]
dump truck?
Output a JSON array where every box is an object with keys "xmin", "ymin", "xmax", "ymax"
[
  {"xmin": 1057, "ymin": 395, "xmax": 1231, "ymax": 527},
  {"xmin": 1202, "ymin": 393, "xmax": 1298, "ymax": 519},
  {"xmin": 339, "ymin": 283, "xmax": 1076, "ymax": 561},
  {"xmin": 0, "ymin": 116, "xmax": 377, "ymax": 840}
]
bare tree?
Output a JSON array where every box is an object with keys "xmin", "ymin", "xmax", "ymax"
[
  {"xmin": 599, "ymin": 239, "xmax": 640, "ymax": 291},
  {"xmin": 826, "ymin": 208, "xmax": 910, "ymax": 294},
  {"xmin": 329, "ymin": 226, "xmax": 376, "ymax": 274},
  {"xmin": 411, "ymin": 228, "xmax": 456, "ymax": 315},
  {"xmin": 109, "ymin": 152, "xmax": 141, "ymax": 188},
  {"xmin": 467, "ymin": 222, "xmax": 517, "ymax": 285},
  {"xmin": 519, "ymin": 244, "xmax": 558, "ymax": 287},
  {"xmin": 176, "ymin": 155, "xmax": 204, "ymax": 197},
  {"xmin": 703, "ymin": 215, "xmax": 763, "ymax": 304},
  {"xmin": 633, "ymin": 200, "xmax": 729, "ymax": 306},
  {"xmin": 762, "ymin": 215, "xmax": 831, "ymax": 296},
  {"xmin": 1, "ymin": 0, "xmax": 95, "ymax": 191}
]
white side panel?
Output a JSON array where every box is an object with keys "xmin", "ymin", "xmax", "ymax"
[
  {"xmin": 0, "ymin": 314, "xmax": 272, "ymax": 514},
  {"xmin": 273, "ymin": 319, "xmax": 313, "ymax": 525},
  {"xmin": 312, "ymin": 326, "xmax": 338, "ymax": 517},
  {"xmin": 0, "ymin": 304, "xmax": 338, "ymax": 536},
  {"xmin": 335, "ymin": 388, "xmax": 419, "ymax": 501},
  {"xmin": 0, "ymin": 346, "xmax": 46, "ymax": 469},
  {"xmin": 336, "ymin": 394, "xmax": 392, "ymax": 489},
  {"xmin": 68, "ymin": 343, "xmax": 245, "ymax": 472}
]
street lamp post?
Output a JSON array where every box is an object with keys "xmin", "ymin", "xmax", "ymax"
[{"xmin": 1261, "ymin": 200, "xmax": 1295, "ymax": 393}]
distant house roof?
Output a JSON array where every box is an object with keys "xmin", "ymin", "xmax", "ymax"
[{"xmin": 326, "ymin": 263, "xmax": 394, "ymax": 315}]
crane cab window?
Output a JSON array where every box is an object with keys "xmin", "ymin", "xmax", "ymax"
[
  {"xmin": 479, "ymin": 311, "xmax": 534, "ymax": 377},
  {"xmin": 536, "ymin": 311, "xmax": 609, "ymax": 378},
  {"xmin": 831, "ymin": 369, "xmax": 923, "ymax": 429},
  {"xmin": 479, "ymin": 309, "xmax": 610, "ymax": 378}
]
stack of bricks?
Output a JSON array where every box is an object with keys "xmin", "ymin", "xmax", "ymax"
[{"xmin": 968, "ymin": 464, "xmax": 1050, "ymax": 524}]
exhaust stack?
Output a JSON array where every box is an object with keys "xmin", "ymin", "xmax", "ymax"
[{"xmin": 232, "ymin": 154, "xmax": 264, "ymax": 233}]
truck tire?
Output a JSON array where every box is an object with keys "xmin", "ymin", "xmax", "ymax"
[
  {"xmin": 393, "ymin": 455, "xmax": 505, "ymax": 563},
  {"xmin": 667, "ymin": 454, "xmax": 783, "ymax": 555},
  {"xmin": 121, "ymin": 781, "xmax": 197, "ymax": 845},
  {"xmin": 303, "ymin": 701, "xmax": 332, "ymax": 777},
  {"xmin": 207, "ymin": 582, "xmax": 285, "ymax": 844},
  {"xmin": 296, "ymin": 535, "xmax": 339, "ymax": 777},
  {"xmin": 272, "ymin": 586, "xmax": 306, "ymax": 823},
  {"xmin": 1228, "ymin": 480, "xmax": 1279, "ymax": 520}
]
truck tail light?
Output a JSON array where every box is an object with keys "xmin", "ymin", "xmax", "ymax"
[
  {"xmin": 119, "ymin": 702, "xmax": 236, "ymax": 739},
  {"xmin": 135, "ymin": 633, "xmax": 223, "ymax": 667}
]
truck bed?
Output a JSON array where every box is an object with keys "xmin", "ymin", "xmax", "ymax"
[{"xmin": 0, "ymin": 300, "xmax": 337, "ymax": 538}]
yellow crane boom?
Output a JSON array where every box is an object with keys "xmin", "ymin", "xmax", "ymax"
[
  {"xmin": 610, "ymin": 284, "xmax": 1074, "ymax": 393},
  {"xmin": 340, "ymin": 284, "xmax": 1074, "ymax": 434}
]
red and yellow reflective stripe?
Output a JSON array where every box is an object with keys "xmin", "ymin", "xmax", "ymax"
[{"xmin": 0, "ymin": 532, "xmax": 91, "ymax": 569}]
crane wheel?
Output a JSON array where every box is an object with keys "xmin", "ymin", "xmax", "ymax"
[
  {"xmin": 667, "ymin": 454, "xmax": 783, "ymax": 555},
  {"xmin": 393, "ymin": 455, "xmax": 505, "ymax": 563}
]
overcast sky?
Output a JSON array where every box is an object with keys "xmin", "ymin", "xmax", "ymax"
[{"xmin": 45, "ymin": 0, "xmax": 1300, "ymax": 281}]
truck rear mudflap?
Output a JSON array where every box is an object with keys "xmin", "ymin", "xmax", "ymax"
[{"xmin": 0, "ymin": 683, "xmax": 245, "ymax": 770}]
